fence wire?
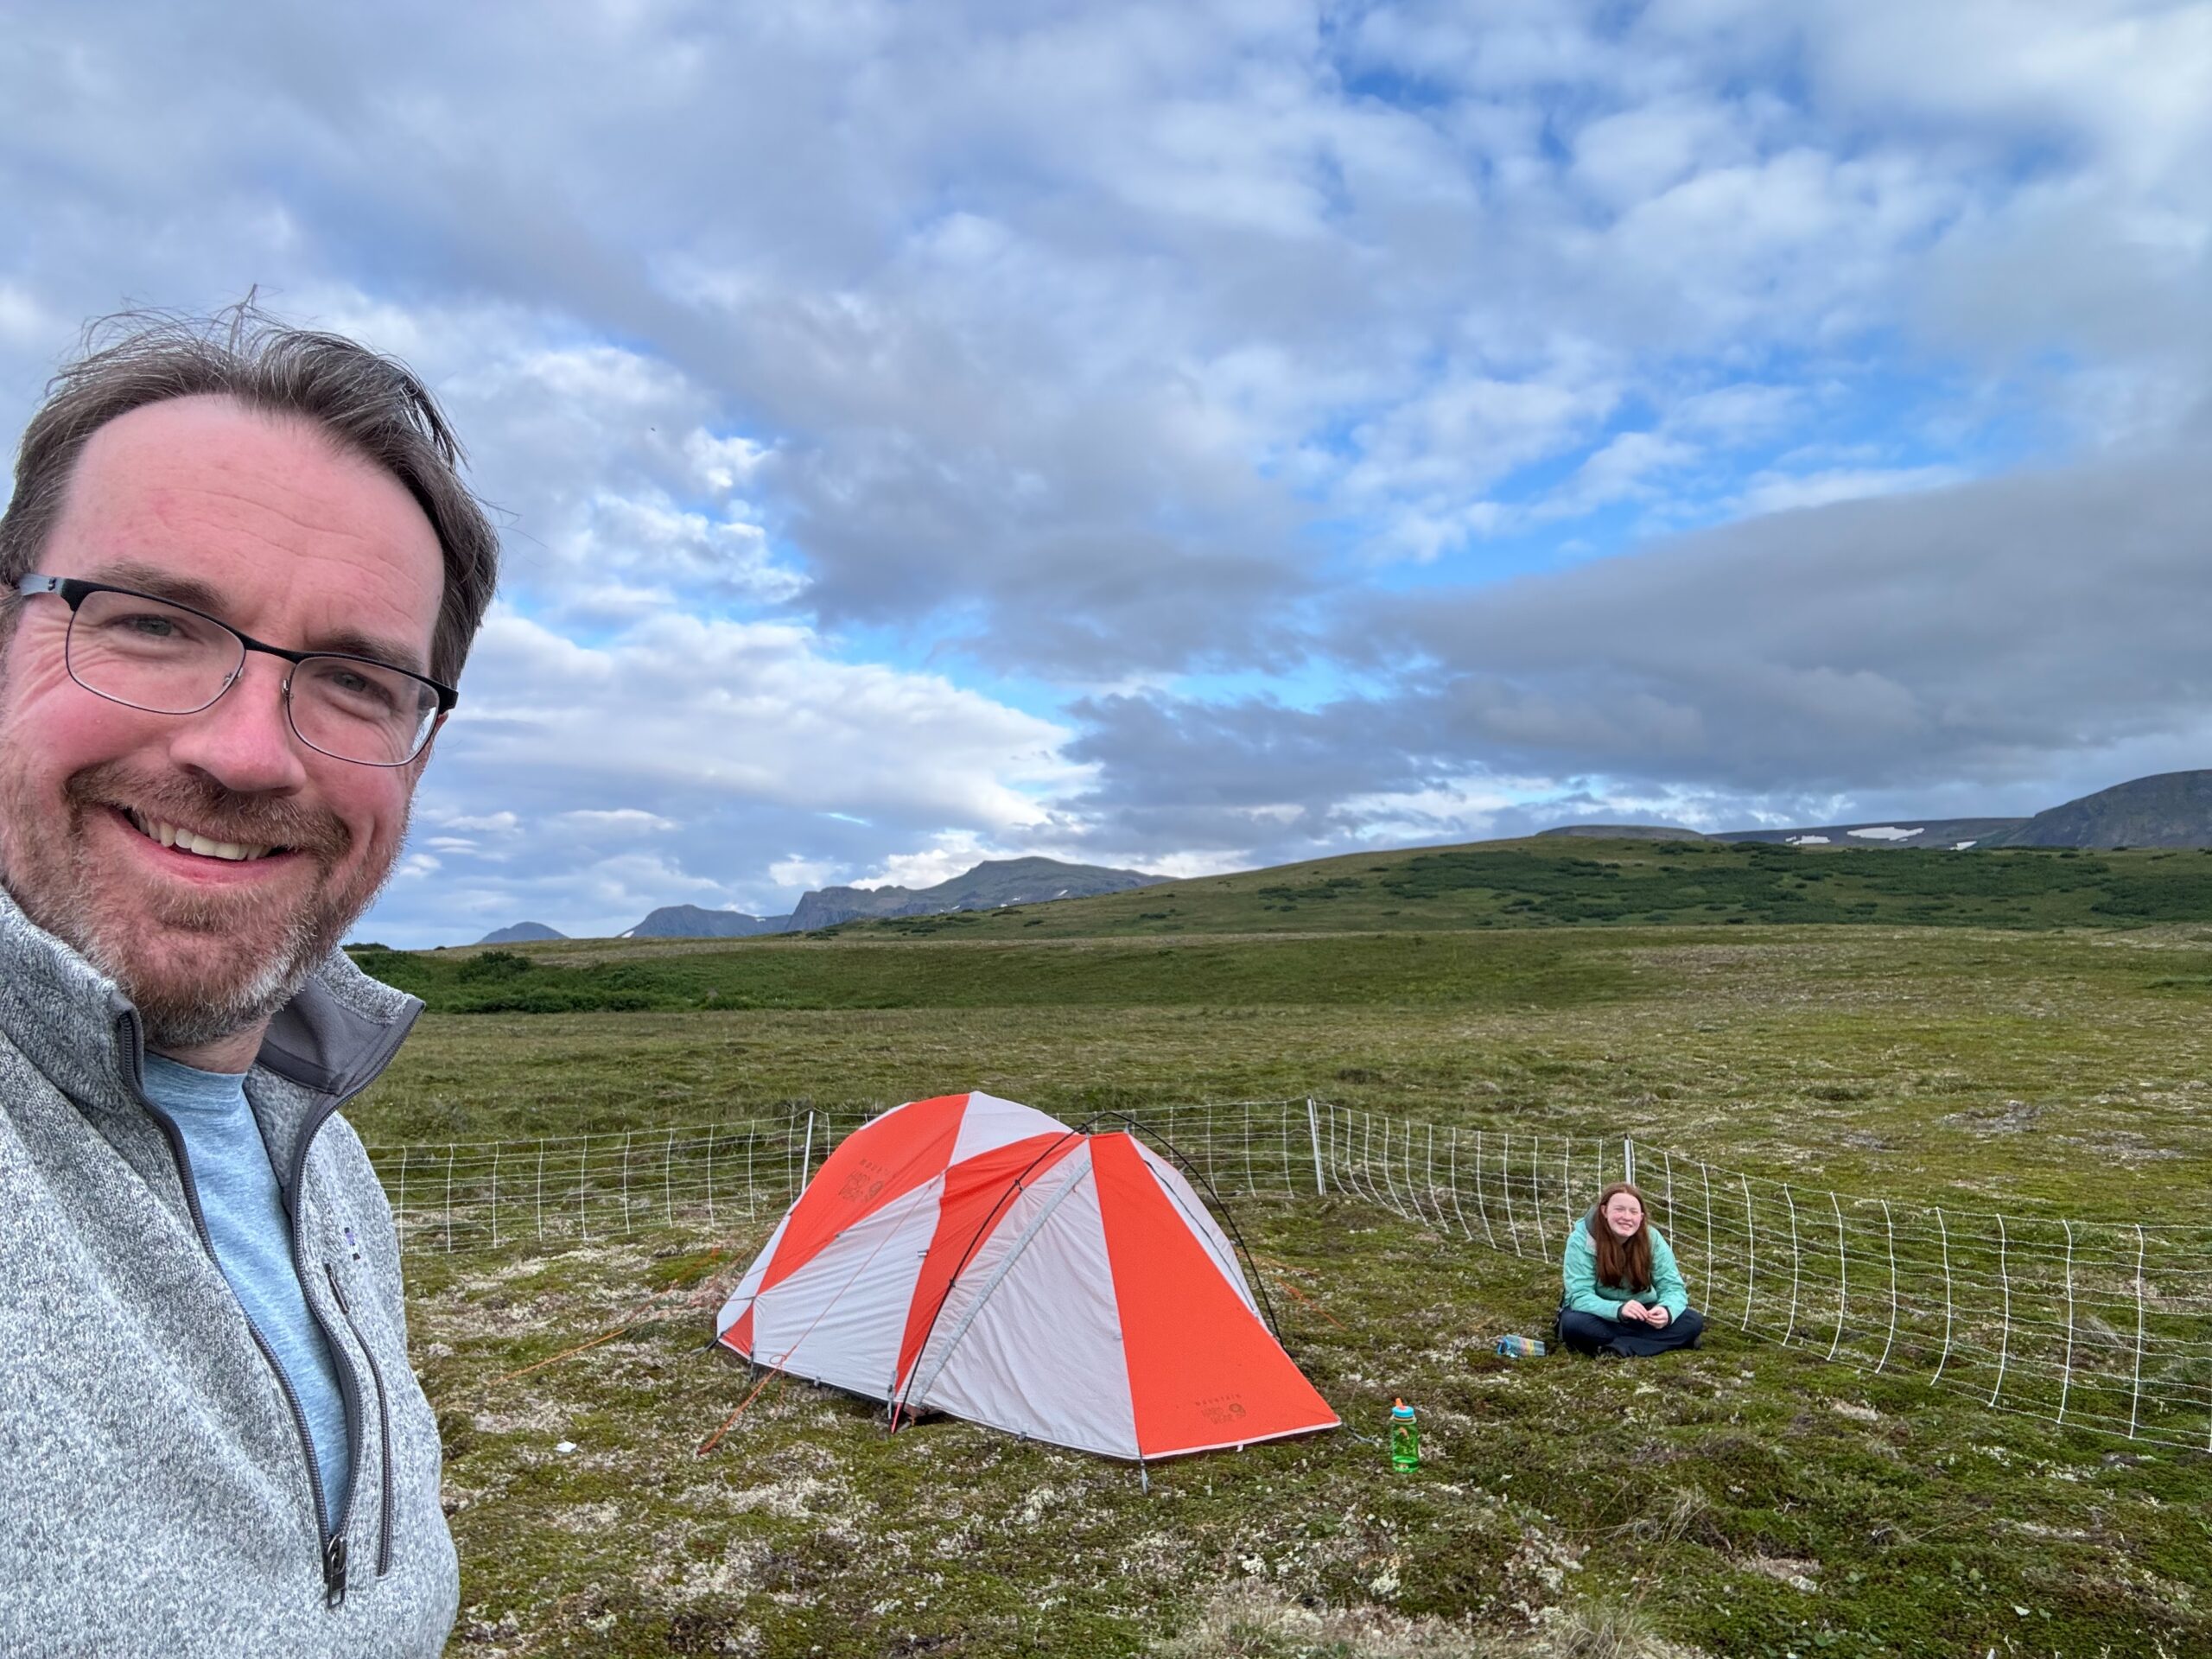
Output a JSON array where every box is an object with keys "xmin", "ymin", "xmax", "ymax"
[{"xmin": 364, "ymin": 1096, "xmax": 2212, "ymax": 1455}]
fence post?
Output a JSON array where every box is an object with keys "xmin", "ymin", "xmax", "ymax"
[
  {"xmin": 1560, "ymin": 1135, "xmax": 1573, "ymax": 1241},
  {"xmin": 1780, "ymin": 1184, "xmax": 1802, "ymax": 1348},
  {"xmin": 1700, "ymin": 1160, "xmax": 1713, "ymax": 1295},
  {"xmin": 1500, "ymin": 1131, "xmax": 1521, "ymax": 1257},
  {"xmin": 442, "ymin": 1144, "xmax": 455, "ymax": 1253},
  {"xmin": 1623, "ymin": 1135, "xmax": 1636, "ymax": 1187},
  {"xmin": 2057, "ymin": 1219, "xmax": 2075, "ymax": 1426},
  {"xmin": 1827, "ymin": 1190, "xmax": 1847, "ymax": 1362},
  {"xmin": 1471, "ymin": 1129, "xmax": 1495, "ymax": 1249},
  {"xmin": 1305, "ymin": 1098, "xmax": 1326, "ymax": 1197},
  {"xmin": 620, "ymin": 1130, "xmax": 633, "ymax": 1234},
  {"xmin": 490, "ymin": 1145, "xmax": 500, "ymax": 1248},
  {"xmin": 535, "ymin": 1140, "xmax": 546, "ymax": 1241},
  {"xmin": 1989, "ymin": 1212, "xmax": 2012, "ymax": 1408},
  {"xmin": 1425, "ymin": 1123, "xmax": 1439, "ymax": 1228},
  {"xmin": 2129, "ymin": 1224, "xmax": 2145, "ymax": 1439},
  {"xmin": 1738, "ymin": 1174, "xmax": 1756, "ymax": 1332},
  {"xmin": 578, "ymin": 1142, "xmax": 589, "ymax": 1241},
  {"xmin": 1446, "ymin": 1127, "xmax": 1471, "ymax": 1242},
  {"xmin": 800, "ymin": 1109, "xmax": 816, "ymax": 1190},
  {"xmin": 397, "ymin": 1145, "xmax": 409, "ymax": 1236},
  {"xmin": 1530, "ymin": 1138, "xmax": 1548, "ymax": 1257},
  {"xmin": 705, "ymin": 1127, "xmax": 716, "ymax": 1224},
  {"xmin": 1932, "ymin": 1207, "xmax": 1953, "ymax": 1384},
  {"xmin": 1875, "ymin": 1198, "xmax": 1898, "ymax": 1374},
  {"xmin": 664, "ymin": 1128, "xmax": 676, "ymax": 1223}
]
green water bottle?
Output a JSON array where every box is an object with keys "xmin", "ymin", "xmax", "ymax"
[{"xmin": 1389, "ymin": 1398, "xmax": 1419, "ymax": 1471}]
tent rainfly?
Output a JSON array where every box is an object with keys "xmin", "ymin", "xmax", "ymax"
[{"xmin": 714, "ymin": 1091, "xmax": 1339, "ymax": 1461}]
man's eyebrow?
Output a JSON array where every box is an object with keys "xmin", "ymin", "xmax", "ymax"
[
  {"xmin": 309, "ymin": 627, "xmax": 432, "ymax": 677},
  {"xmin": 86, "ymin": 558, "xmax": 434, "ymax": 678},
  {"xmin": 91, "ymin": 560, "xmax": 228, "ymax": 615}
]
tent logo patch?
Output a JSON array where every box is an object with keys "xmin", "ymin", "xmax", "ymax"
[{"xmin": 837, "ymin": 1157, "xmax": 888, "ymax": 1205}]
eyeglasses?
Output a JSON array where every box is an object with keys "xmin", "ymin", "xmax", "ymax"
[{"xmin": 15, "ymin": 574, "xmax": 457, "ymax": 767}]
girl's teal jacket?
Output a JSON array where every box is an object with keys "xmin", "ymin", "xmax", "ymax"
[{"xmin": 1561, "ymin": 1209, "xmax": 1689, "ymax": 1319}]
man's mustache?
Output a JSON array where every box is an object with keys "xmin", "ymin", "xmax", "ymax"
[{"xmin": 66, "ymin": 761, "xmax": 352, "ymax": 861}]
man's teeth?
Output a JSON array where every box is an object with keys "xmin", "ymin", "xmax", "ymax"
[{"xmin": 126, "ymin": 811, "xmax": 278, "ymax": 862}]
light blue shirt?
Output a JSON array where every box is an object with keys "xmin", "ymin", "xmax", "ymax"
[{"xmin": 143, "ymin": 1055, "xmax": 352, "ymax": 1534}]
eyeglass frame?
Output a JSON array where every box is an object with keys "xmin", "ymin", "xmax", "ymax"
[{"xmin": 13, "ymin": 572, "xmax": 459, "ymax": 767}]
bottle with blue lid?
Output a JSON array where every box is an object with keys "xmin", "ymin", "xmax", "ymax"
[{"xmin": 1389, "ymin": 1398, "xmax": 1419, "ymax": 1471}]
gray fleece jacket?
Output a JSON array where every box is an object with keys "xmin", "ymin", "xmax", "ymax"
[{"xmin": 0, "ymin": 887, "xmax": 457, "ymax": 1656}]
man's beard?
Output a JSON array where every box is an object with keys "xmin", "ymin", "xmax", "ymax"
[{"xmin": 0, "ymin": 758, "xmax": 397, "ymax": 1052}]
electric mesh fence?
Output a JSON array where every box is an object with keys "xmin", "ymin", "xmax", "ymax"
[{"xmin": 365, "ymin": 1096, "xmax": 2211, "ymax": 1454}]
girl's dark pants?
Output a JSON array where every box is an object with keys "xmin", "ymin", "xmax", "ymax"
[{"xmin": 1556, "ymin": 1306, "xmax": 1705, "ymax": 1357}]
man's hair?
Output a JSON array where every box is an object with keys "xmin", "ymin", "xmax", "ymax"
[{"xmin": 0, "ymin": 303, "xmax": 499, "ymax": 685}]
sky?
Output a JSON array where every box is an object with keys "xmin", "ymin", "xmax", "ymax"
[{"xmin": 3, "ymin": 0, "xmax": 2209, "ymax": 944}]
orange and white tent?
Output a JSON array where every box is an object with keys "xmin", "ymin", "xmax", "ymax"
[{"xmin": 713, "ymin": 1091, "xmax": 1338, "ymax": 1461}]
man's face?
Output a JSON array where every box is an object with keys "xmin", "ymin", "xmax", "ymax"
[{"xmin": 0, "ymin": 395, "xmax": 445, "ymax": 1049}]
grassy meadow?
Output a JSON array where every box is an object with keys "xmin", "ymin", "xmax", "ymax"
[{"xmin": 347, "ymin": 840, "xmax": 2212, "ymax": 1656}]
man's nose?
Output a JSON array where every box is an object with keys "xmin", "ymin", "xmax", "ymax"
[{"xmin": 162, "ymin": 653, "xmax": 311, "ymax": 794}]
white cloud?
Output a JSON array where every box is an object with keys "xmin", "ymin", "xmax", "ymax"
[
  {"xmin": 849, "ymin": 833, "xmax": 997, "ymax": 893},
  {"xmin": 431, "ymin": 810, "xmax": 520, "ymax": 835},
  {"xmin": 767, "ymin": 855, "xmax": 841, "ymax": 889},
  {"xmin": 1735, "ymin": 464, "xmax": 1966, "ymax": 516},
  {"xmin": 559, "ymin": 809, "xmax": 677, "ymax": 833}
]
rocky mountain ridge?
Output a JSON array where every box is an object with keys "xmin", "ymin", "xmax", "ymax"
[{"xmin": 477, "ymin": 855, "xmax": 1161, "ymax": 944}]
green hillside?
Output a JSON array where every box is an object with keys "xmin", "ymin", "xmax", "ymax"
[
  {"xmin": 832, "ymin": 836, "xmax": 2212, "ymax": 938},
  {"xmin": 355, "ymin": 837, "xmax": 2212, "ymax": 1017}
]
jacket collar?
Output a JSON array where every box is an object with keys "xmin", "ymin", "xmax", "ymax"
[{"xmin": 0, "ymin": 880, "xmax": 422, "ymax": 1120}]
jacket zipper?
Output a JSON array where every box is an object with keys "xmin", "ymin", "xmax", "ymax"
[
  {"xmin": 327, "ymin": 1264, "xmax": 396, "ymax": 1576},
  {"xmin": 118, "ymin": 1011, "xmax": 365, "ymax": 1609}
]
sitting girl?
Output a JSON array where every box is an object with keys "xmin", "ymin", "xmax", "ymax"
[{"xmin": 1559, "ymin": 1180, "xmax": 1707, "ymax": 1357}]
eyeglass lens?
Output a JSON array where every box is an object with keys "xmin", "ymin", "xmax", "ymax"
[{"xmin": 65, "ymin": 587, "xmax": 439, "ymax": 766}]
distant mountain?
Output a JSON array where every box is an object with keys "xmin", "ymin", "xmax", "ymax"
[
  {"xmin": 476, "ymin": 921, "xmax": 566, "ymax": 944},
  {"xmin": 1716, "ymin": 817, "xmax": 2027, "ymax": 850},
  {"xmin": 1537, "ymin": 823, "xmax": 1710, "ymax": 842},
  {"xmin": 788, "ymin": 856, "xmax": 1163, "ymax": 931},
  {"xmin": 1986, "ymin": 770, "xmax": 2212, "ymax": 849},
  {"xmin": 624, "ymin": 905, "xmax": 791, "ymax": 939}
]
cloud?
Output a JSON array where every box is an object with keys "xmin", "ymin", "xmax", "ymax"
[
  {"xmin": 559, "ymin": 810, "xmax": 677, "ymax": 834},
  {"xmin": 1359, "ymin": 440, "xmax": 2212, "ymax": 798},
  {"xmin": 359, "ymin": 606, "xmax": 1084, "ymax": 939},
  {"xmin": 0, "ymin": 0, "xmax": 2203, "ymax": 938},
  {"xmin": 1733, "ymin": 463, "xmax": 1967, "ymax": 516}
]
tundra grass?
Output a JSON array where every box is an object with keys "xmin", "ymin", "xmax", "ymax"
[
  {"xmin": 413, "ymin": 1205, "xmax": 2206, "ymax": 1657},
  {"xmin": 345, "ymin": 919, "xmax": 2212, "ymax": 1655},
  {"xmin": 353, "ymin": 925, "xmax": 2212, "ymax": 1211}
]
